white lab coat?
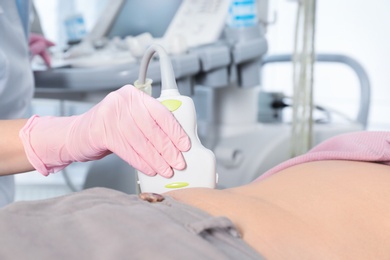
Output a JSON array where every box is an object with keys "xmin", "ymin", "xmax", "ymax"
[{"xmin": 0, "ymin": 0, "xmax": 34, "ymax": 206}]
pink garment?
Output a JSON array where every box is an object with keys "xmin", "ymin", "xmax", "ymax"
[{"xmin": 254, "ymin": 131, "xmax": 390, "ymax": 182}]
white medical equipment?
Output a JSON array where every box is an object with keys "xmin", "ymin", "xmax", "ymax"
[
  {"xmin": 162, "ymin": 0, "xmax": 231, "ymax": 48},
  {"xmin": 57, "ymin": 0, "xmax": 231, "ymax": 67},
  {"xmin": 135, "ymin": 45, "xmax": 217, "ymax": 193},
  {"xmin": 32, "ymin": 0, "xmax": 371, "ymax": 193}
]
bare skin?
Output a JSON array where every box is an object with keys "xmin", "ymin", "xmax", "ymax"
[
  {"xmin": 0, "ymin": 119, "xmax": 33, "ymax": 175},
  {"xmin": 166, "ymin": 160, "xmax": 390, "ymax": 259}
]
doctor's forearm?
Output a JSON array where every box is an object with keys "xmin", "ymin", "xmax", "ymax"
[{"xmin": 0, "ymin": 119, "xmax": 35, "ymax": 175}]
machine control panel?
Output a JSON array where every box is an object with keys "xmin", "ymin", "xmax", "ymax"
[{"xmin": 163, "ymin": 0, "xmax": 231, "ymax": 48}]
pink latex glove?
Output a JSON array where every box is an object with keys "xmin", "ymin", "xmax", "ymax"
[
  {"xmin": 19, "ymin": 85, "xmax": 191, "ymax": 178},
  {"xmin": 29, "ymin": 33, "xmax": 55, "ymax": 68}
]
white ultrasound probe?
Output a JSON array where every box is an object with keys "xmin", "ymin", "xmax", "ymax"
[{"xmin": 134, "ymin": 44, "xmax": 217, "ymax": 194}]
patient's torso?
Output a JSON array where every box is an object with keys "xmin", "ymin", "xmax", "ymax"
[{"xmin": 165, "ymin": 160, "xmax": 390, "ymax": 259}]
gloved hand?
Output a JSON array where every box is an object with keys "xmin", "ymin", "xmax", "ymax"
[
  {"xmin": 29, "ymin": 33, "xmax": 55, "ymax": 68},
  {"xmin": 19, "ymin": 85, "xmax": 191, "ymax": 178}
]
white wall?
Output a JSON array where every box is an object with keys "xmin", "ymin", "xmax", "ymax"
[{"xmin": 263, "ymin": 0, "xmax": 390, "ymax": 130}]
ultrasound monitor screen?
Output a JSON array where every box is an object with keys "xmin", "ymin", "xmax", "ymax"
[{"xmin": 106, "ymin": 0, "xmax": 182, "ymax": 38}]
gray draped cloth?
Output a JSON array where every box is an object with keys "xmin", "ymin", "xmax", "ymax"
[{"xmin": 0, "ymin": 187, "xmax": 263, "ymax": 260}]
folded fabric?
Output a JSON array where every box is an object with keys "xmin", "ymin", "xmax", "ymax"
[{"xmin": 255, "ymin": 131, "xmax": 390, "ymax": 181}]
